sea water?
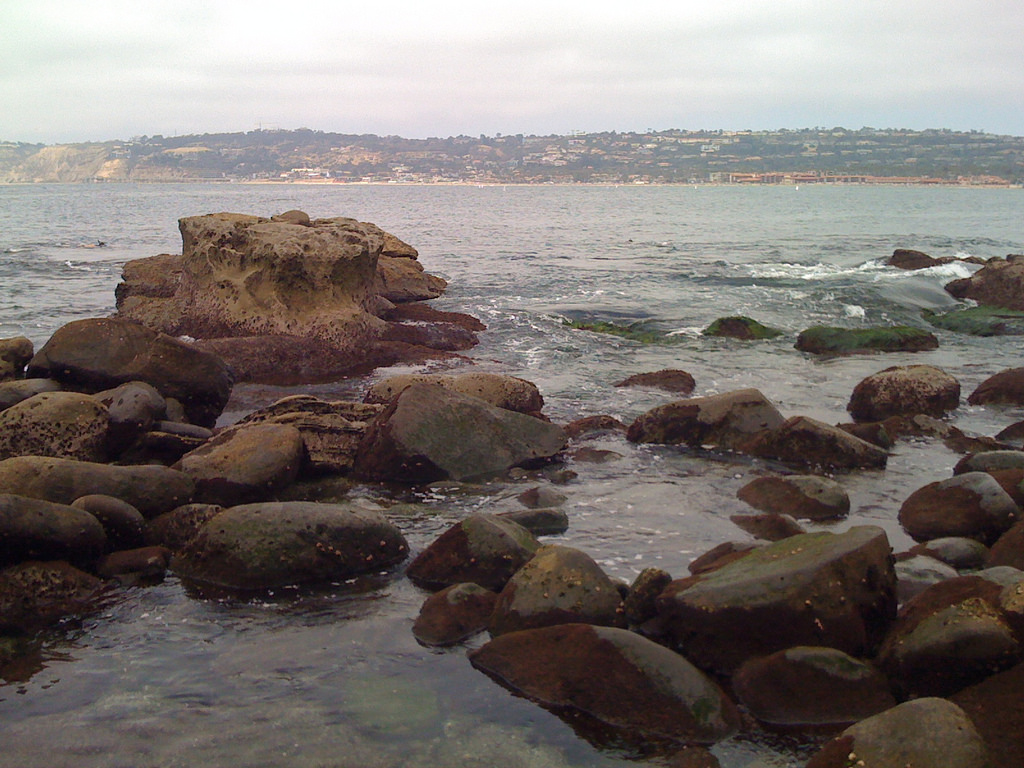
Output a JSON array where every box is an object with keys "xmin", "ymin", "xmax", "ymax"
[{"xmin": 0, "ymin": 183, "xmax": 1022, "ymax": 766}]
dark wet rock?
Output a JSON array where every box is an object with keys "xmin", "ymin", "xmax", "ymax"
[
  {"xmin": 92, "ymin": 381, "xmax": 166, "ymax": 454},
  {"xmin": 0, "ymin": 336, "xmax": 33, "ymax": 381},
  {"xmin": 627, "ymin": 388, "xmax": 785, "ymax": 449},
  {"xmin": 701, "ymin": 315, "xmax": 782, "ymax": 340},
  {"xmin": 687, "ymin": 541, "xmax": 758, "ymax": 575},
  {"xmin": 613, "ymin": 369, "xmax": 696, "ymax": 393},
  {"xmin": 952, "ymin": 662, "xmax": 1024, "ymax": 768},
  {"xmin": 174, "ymin": 501, "xmax": 408, "ymax": 591},
  {"xmin": 664, "ymin": 747, "xmax": 721, "ymax": 768},
  {"xmin": 412, "ymin": 582, "xmax": 498, "ymax": 646},
  {"xmin": 515, "ymin": 486, "xmax": 566, "ymax": 509},
  {"xmin": 376, "ymin": 252, "xmax": 446, "ymax": 303},
  {"xmin": 988, "ymin": 521, "xmax": 1024, "ymax": 570},
  {"xmin": 656, "ymin": 526, "xmax": 896, "ymax": 673},
  {"xmin": 795, "ymin": 324, "xmax": 938, "ymax": 355},
  {"xmin": 117, "ymin": 422, "xmax": 211, "ymax": 465},
  {"xmin": 732, "ymin": 645, "xmax": 895, "ymax": 726},
  {"xmin": 364, "ymin": 372, "xmax": 544, "ymax": 415},
  {"xmin": 27, "ymin": 317, "xmax": 232, "ymax": 428},
  {"xmin": 488, "ymin": 544, "xmax": 624, "ymax": 636},
  {"xmin": 837, "ymin": 420, "xmax": 893, "ymax": 448},
  {"xmin": 945, "ymin": 253, "xmax": 1024, "ymax": 311},
  {"xmin": 877, "ymin": 575, "xmax": 1020, "ymax": 697},
  {"xmin": 173, "ymin": 423, "xmax": 304, "ymax": 506},
  {"xmin": 805, "ymin": 697, "xmax": 987, "ymax": 768},
  {"xmin": 739, "ymin": 415, "xmax": 889, "ymax": 470},
  {"xmin": 895, "ymin": 554, "xmax": 959, "ymax": 603},
  {"xmin": 70, "ymin": 494, "xmax": 146, "ymax": 551},
  {"xmin": 96, "ymin": 546, "xmax": 172, "ymax": 582},
  {"xmin": 0, "ymin": 456, "xmax": 194, "ymax": 518},
  {"xmin": 0, "ymin": 560, "xmax": 106, "ymax": 633},
  {"xmin": 495, "ymin": 508, "xmax": 569, "ymax": 536},
  {"xmin": 562, "ymin": 414, "xmax": 627, "ymax": 441},
  {"xmin": 954, "ymin": 449, "xmax": 1024, "ymax": 474},
  {"xmin": 977, "ymin": 565, "xmax": 1024, "ymax": 588},
  {"xmin": 0, "ymin": 378, "xmax": 63, "ymax": 412},
  {"xmin": 623, "ymin": 567, "xmax": 673, "ymax": 626},
  {"xmin": 406, "ymin": 514, "xmax": 539, "ymax": 592},
  {"xmin": 888, "ymin": 247, "xmax": 949, "ymax": 270},
  {"xmin": 924, "ymin": 304, "xmax": 1024, "ymax": 336},
  {"xmin": 898, "ymin": 472, "xmax": 1018, "ymax": 544},
  {"xmin": 235, "ymin": 395, "xmax": 382, "ymax": 476},
  {"xmin": 996, "ymin": 418, "xmax": 1024, "ymax": 444},
  {"xmin": 847, "ymin": 364, "xmax": 960, "ymax": 422},
  {"xmin": 469, "ymin": 623, "xmax": 740, "ymax": 746},
  {"xmin": 909, "ymin": 536, "xmax": 990, "ymax": 571},
  {"xmin": 968, "ymin": 366, "xmax": 1024, "ymax": 406},
  {"xmin": 0, "ymin": 493, "xmax": 107, "ymax": 568},
  {"xmin": 728, "ymin": 512, "xmax": 806, "ymax": 541},
  {"xmin": 736, "ymin": 474, "xmax": 850, "ymax": 521},
  {"xmin": 144, "ymin": 503, "xmax": 223, "ymax": 552},
  {"xmin": 381, "ymin": 301, "xmax": 485, "ymax": 333},
  {"xmin": 0, "ymin": 391, "xmax": 110, "ymax": 462},
  {"xmin": 569, "ymin": 446, "xmax": 623, "ymax": 463},
  {"xmin": 379, "ymin": 320, "xmax": 477, "ymax": 351},
  {"xmin": 354, "ymin": 384, "xmax": 567, "ymax": 484}
]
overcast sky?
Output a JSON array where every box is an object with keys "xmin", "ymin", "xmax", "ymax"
[{"xmin": 3, "ymin": 0, "xmax": 1022, "ymax": 143}]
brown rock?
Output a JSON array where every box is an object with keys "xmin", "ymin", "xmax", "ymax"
[
  {"xmin": 888, "ymin": 247, "xmax": 948, "ymax": 270},
  {"xmin": 945, "ymin": 254, "xmax": 1024, "ymax": 310},
  {"xmin": 0, "ymin": 391, "xmax": 110, "ymax": 462},
  {"xmin": 968, "ymin": 367, "xmax": 1024, "ymax": 406},
  {"xmin": 0, "ymin": 560, "xmax": 105, "ymax": 632},
  {"xmin": 0, "ymin": 336, "xmax": 33, "ymax": 382},
  {"xmin": 613, "ymin": 369, "xmax": 696, "ymax": 394},
  {"xmin": 898, "ymin": 472, "xmax": 1018, "ymax": 544},
  {"xmin": 627, "ymin": 388, "xmax": 785, "ymax": 448},
  {"xmin": 952, "ymin": 662, "xmax": 1024, "ymax": 768},
  {"xmin": 847, "ymin": 364, "xmax": 960, "ymax": 422},
  {"xmin": 96, "ymin": 546, "xmax": 172, "ymax": 580},
  {"xmin": 729, "ymin": 512, "xmax": 806, "ymax": 541},
  {"xmin": 562, "ymin": 414, "xmax": 627, "ymax": 440},
  {"xmin": 364, "ymin": 372, "xmax": 545, "ymax": 414},
  {"xmin": 71, "ymin": 494, "xmax": 145, "ymax": 550},
  {"xmin": 737, "ymin": 474, "xmax": 850, "ymax": 521},
  {"xmin": 412, "ymin": 582, "xmax": 497, "ymax": 646},
  {"xmin": 739, "ymin": 415, "xmax": 889, "ymax": 470},
  {"xmin": 144, "ymin": 503, "xmax": 223, "ymax": 551},
  {"xmin": 988, "ymin": 521, "xmax": 1024, "ymax": 570}
]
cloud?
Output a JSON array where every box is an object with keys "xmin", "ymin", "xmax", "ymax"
[{"xmin": 2, "ymin": 0, "xmax": 1021, "ymax": 142}]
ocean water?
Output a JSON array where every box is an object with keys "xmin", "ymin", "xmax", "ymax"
[{"xmin": 1, "ymin": 182, "xmax": 1023, "ymax": 767}]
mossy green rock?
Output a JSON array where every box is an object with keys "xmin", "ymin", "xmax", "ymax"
[
  {"xmin": 560, "ymin": 318, "xmax": 667, "ymax": 344},
  {"xmin": 703, "ymin": 316, "xmax": 782, "ymax": 340},
  {"xmin": 924, "ymin": 305, "xmax": 1024, "ymax": 336},
  {"xmin": 174, "ymin": 501, "xmax": 409, "ymax": 590},
  {"xmin": 795, "ymin": 325, "xmax": 938, "ymax": 354}
]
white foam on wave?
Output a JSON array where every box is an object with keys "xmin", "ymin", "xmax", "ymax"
[
  {"xmin": 844, "ymin": 304, "xmax": 866, "ymax": 318},
  {"xmin": 747, "ymin": 260, "xmax": 885, "ymax": 281}
]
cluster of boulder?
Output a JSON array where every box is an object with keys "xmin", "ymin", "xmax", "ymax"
[{"xmin": 4, "ymin": 226, "xmax": 1024, "ymax": 766}]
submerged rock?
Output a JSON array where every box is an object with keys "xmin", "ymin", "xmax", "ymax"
[
  {"xmin": 924, "ymin": 304, "xmax": 1024, "ymax": 336},
  {"xmin": 469, "ymin": 623, "xmax": 740, "ymax": 746},
  {"xmin": 736, "ymin": 474, "xmax": 850, "ymax": 521},
  {"xmin": 174, "ymin": 501, "xmax": 408, "ymax": 591},
  {"xmin": 739, "ymin": 415, "xmax": 889, "ymax": 470},
  {"xmin": 0, "ymin": 560, "xmax": 106, "ymax": 633},
  {"xmin": 888, "ymin": 247, "xmax": 950, "ymax": 270},
  {"xmin": 655, "ymin": 526, "xmax": 897, "ymax": 673},
  {"xmin": 488, "ymin": 544, "xmax": 624, "ymax": 636},
  {"xmin": 701, "ymin": 316, "xmax": 782, "ymax": 340},
  {"xmin": 847, "ymin": 364, "xmax": 960, "ymax": 422},
  {"xmin": 806, "ymin": 697, "xmax": 987, "ymax": 768},
  {"xmin": 412, "ymin": 582, "xmax": 497, "ymax": 646},
  {"xmin": 795, "ymin": 325, "xmax": 938, "ymax": 355},
  {"xmin": 353, "ymin": 383, "xmax": 567, "ymax": 483},
  {"xmin": 405, "ymin": 514, "xmax": 539, "ymax": 592},
  {"xmin": 732, "ymin": 646, "xmax": 895, "ymax": 726},
  {"xmin": 613, "ymin": 369, "xmax": 696, "ymax": 393},
  {"xmin": 627, "ymin": 388, "xmax": 785, "ymax": 449}
]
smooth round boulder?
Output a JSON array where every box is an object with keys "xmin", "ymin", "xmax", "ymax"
[
  {"xmin": 895, "ymin": 554, "xmax": 959, "ymax": 603},
  {"xmin": 71, "ymin": 494, "xmax": 146, "ymax": 550},
  {"xmin": 732, "ymin": 646, "xmax": 895, "ymax": 726},
  {"xmin": 0, "ymin": 391, "xmax": 110, "ymax": 462},
  {"xmin": 968, "ymin": 367, "xmax": 1024, "ymax": 406},
  {"xmin": 899, "ymin": 472, "xmax": 1018, "ymax": 544},
  {"xmin": 0, "ymin": 336, "xmax": 33, "ymax": 381},
  {"xmin": 469, "ymin": 623, "xmax": 740, "ymax": 746},
  {"xmin": 0, "ymin": 493, "xmax": 107, "ymax": 567},
  {"xmin": 627, "ymin": 388, "xmax": 785, "ymax": 449},
  {"xmin": 173, "ymin": 423, "xmax": 304, "ymax": 506},
  {"xmin": 174, "ymin": 501, "xmax": 409, "ymax": 591},
  {"xmin": 488, "ymin": 544, "xmax": 624, "ymax": 636},
  {"xmin": 26, "ymin": 317, "xmax": 233, "ymax": 428},
  {"xmin": 951, "ymin": 661, "xmax": 1024, "ymax": 768},
  {"xmin": 364, "ymin": 372, "xmax": 544, "ymax": 414},
  {"xmin": 0, "ymin": 378, "xmax": 63, "ymax": 412},
  {"xmin": 954, "ymin": 449, "xmax": 1024, "ymax": 474},
  {"xmin": 806, "ymin": 697, "xmax": 987, "ymax": 768},
  {"xmin": 92, "ymin": 381, "xmax": 167, "ymax": 454},
  {"xmin": 96, "ymin": 545, "xmax": 172, "ymax": 582},
  {"xmin": 406, "ymin": 514, "xmax": 539, "ymax": 591},
  {"xmin": 847, "ymin": 364, "xmax": 960, "ymax": 422},
  {"xmin": 737, "ymin": 474, "xmax": 850, "ymax": 521},
  {"xmin": 988, "ymin": 521, "xmax": 1024, "ymax": 570},
  {"xmin": 0, "ymin": 456, "xmax": 194, "ymax": 518},
  {"xmin": 412, "ymin": 582, "xmax": 498, "ymax": 646},
  {"xmin": 909, "ymin": 536, "xmax": 989, "ymax": 570},
  {"xmin": 144, "ymin": 503, "xmax": 223, "ymax": 551},
  {"xmin": 728, "ymin": 512, "xmax": 805, "ymax": 541}
]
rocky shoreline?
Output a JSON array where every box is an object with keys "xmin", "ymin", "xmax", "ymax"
[{"xmin": 3, "ymin": 213, "xmax": 1024, "ymax": 766}]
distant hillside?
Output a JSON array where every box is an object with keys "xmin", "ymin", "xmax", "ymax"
[{"xmin": 1, "ymin": 127, "xmax": 1022, "ymax": 184}]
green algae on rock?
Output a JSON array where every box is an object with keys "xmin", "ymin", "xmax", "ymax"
[
  {"xmin": 702, "ymin": 315, "xmax": 782, "ymax": 340},
  {"xmin": 923, "ymin": 305, "xmax": 1024, "ymax": 336},
  {"xmin": 795, "ymin": 324, "xmax": 938, "ymax": 354}
]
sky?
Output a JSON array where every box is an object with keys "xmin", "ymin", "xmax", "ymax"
[{"xmin": 2, "ymin": 0, "xmax": 1022, "ymax": 144}]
